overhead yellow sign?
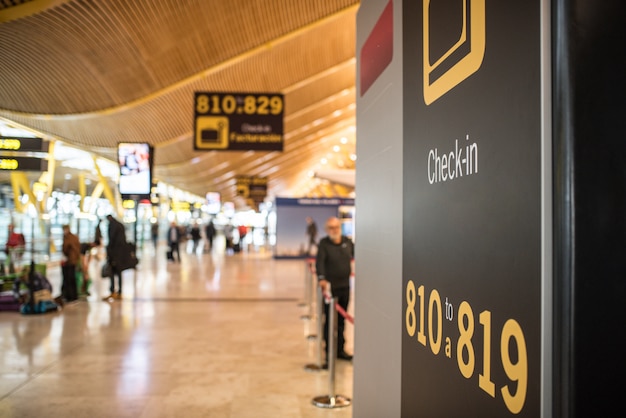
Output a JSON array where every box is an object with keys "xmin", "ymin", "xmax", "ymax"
[
  {"xmin": 0, "ymin": 157, "xmax": 48, "ymax": 171},
  {"xmin": 0, "ymin": 136, "xmax": 49, "ymax": 152},
  {"xmin": 194, "ymin": 92, "xmax": 284, "ymax": 151}
]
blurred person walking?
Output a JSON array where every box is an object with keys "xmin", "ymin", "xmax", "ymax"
[
  {"xmin": 305, "ymin": 216, "xmax": 318, "ymax": 256},
  {"xmin": 151, "ymin": 222, "xmax": 159, "ymax": 249},
  {"xmin": 5, "ymin": 224, "xmax": 25, "ymax": 266},
  {"xmin": 190, "ymin": 223, "xmax": 201, "ymax": 254},
  {"xmin": 103, "ymin": 215, "xmax": 135, "ymax": 300},
  {"xmin": 204, "ymin": 219, "xmax": 216, "ymax": 252},
  {"xmin": 223, "ymin": 222, "xmax": 234, "ymax": 254},
  {"xmin": 167, "ymin": 222, "xmax": 181, "ymax": 262},
  {"xmin": 61, "ymin": 224, "xmax": 80, "ymax": 302}
]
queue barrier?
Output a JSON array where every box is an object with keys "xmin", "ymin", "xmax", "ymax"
[
  {"xmin": 300, "ymin": 257, "xmax": 354, "ymax": 409},
  {"xmin": 311, "ymin": 295, "xmax": 351, "ymax": 409},
  {"xmin": 299, "ymin": 258, "xmax": 315, "ymax": 320},
  {"xmin": 303, "ymin": 284, "xmax": 324, "ymax": 372}
]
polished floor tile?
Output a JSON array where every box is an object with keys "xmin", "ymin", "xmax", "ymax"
[{"xmin": 0, "ymin": 240, "xmax": 354, "ymax": 417}]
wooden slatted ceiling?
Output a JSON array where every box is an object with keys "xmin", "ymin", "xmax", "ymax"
[
  {"xmin": 0, "ymin": 0, "xmax": 359, "ymax": 201},
  {"xmin": 0, "ymin": 0, "xmax": 34, "ymax": 12},
  {"xmin": 0, "ymin": 0, "xmax": 358, "ymax": 113},
  {"xmin": 0, "ymin": 7, "xmax": 356, "ymax": 149}
]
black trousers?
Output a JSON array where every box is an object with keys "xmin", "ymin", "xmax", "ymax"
[
  {"xmin": 109, "ymin": 268, "xmax": 123, "ymax": 295},
  {"xmin": 62, "ymin": 264, "xmax": 78, "ymax": 301},
  {"xmin": 205, "ymin": 236, "xmax": 214, "ymax": 252},
  {"xmin": 170, "ymin": 242, "xmax": 180, "ymax": 261},
  {"xmin": 323, "ymin": 286, "xmax": 350, "ymax": 358}
]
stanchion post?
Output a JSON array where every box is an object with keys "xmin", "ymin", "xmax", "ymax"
[
  {"xmin": 328, "ymin": 296, "xmax": 337, "ymax": 397},
  {"xmin": 300, "ymin": 259, "xmax": 313, "ymax": 319},
  {"xmin": 312, "ymin": 296, "xmax": 351, "ymax": 409},
  {"xmin": 304, "ymin": 285, "xmax": 324, "ymax": 372},
  {"xmin": 305, "ymin": 273, "xmax": 318, "ymax": 339},
  {"xmin": 298, "ymin": 260, "xmax": 309, "ymax": 307}
]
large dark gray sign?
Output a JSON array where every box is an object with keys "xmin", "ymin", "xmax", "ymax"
[{"xmin": 402, "ymin": 1, "xmax": 543, "ymax": 416}]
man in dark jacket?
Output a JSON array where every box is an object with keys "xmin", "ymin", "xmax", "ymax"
[
  {"xmin": 204, "ymin": 219, "xmax": 216, "ymax": 253},
  {"xmin": 316, "ymin": 217, "xmax": 354, "ymax": 364},
  {"xmin": 104, "ymin": 214, "xmax": 134, "ymax": 300}
]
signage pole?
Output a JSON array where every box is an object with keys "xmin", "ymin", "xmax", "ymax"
[{"xmin": 134, "ymin": 198, "xmax": 139, "ymax": 247}]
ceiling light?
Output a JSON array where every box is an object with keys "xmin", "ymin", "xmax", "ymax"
[
  {"xmin": 340, "ymin": 137, "xmax": 348, "ymax": 144},
  {"xmin": 333, "ymin": 145, "xmax": 340, "ymax": 152},
  {"xmin": 321, "ymin": 158, "xmax": 328, "ymax": 165},
  {"xmin": 350, "ymin": 154, "xmax": 357, "ymax": 161}
]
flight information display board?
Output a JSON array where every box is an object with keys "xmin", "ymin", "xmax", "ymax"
[
  {"xmin": 0, "ymin": 156, "xmax": 48, "ymax": 171},
  {"xmin": 0, "ymin": 137, "xmax": 49, "ymax": 152},
  {"xmin": 194, "ymin": 92, "xmax": 284, "ymax": 151}
]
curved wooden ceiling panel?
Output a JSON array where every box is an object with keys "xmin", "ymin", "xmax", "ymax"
[
  {"xmin": 0, "ymin": 0, "xmax": 358, "ymax": 113},
  {"xmin": 0, "ymin": 0, "xmax": 359, "ymax": 201}
]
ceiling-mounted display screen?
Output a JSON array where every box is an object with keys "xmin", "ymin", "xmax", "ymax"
[
  {"xmin": 206, "ymin": 192, "xmax": 221, "ymax": 214},
  {"xmin": 118, "ymin": 142, "xmax": 153, "ymax": 198}
]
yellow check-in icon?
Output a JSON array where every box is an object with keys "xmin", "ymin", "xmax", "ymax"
[
  {"xmin": 423, "ymin": 0, "xmax": 486, "ymax": 105},
  {"xmin": 195, "ymin": 116, "xmax": 229, "ymax": 150}
]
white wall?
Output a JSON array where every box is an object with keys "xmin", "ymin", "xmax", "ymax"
[{"xmin": 353, "ymin": 1, "xmax": 403, "ymax": 416}]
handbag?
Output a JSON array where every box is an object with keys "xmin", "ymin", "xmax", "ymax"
[{"xmin": 101, "ymin": 262, "xmax": 113, "ymax": 278}]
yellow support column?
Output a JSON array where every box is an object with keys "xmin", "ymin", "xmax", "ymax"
[
  {"xmin": 92, "ymin": 156, "xmax": 121, "ymax": 216},
  {"xmin": 10, "ymin": 173, "xmax": 24, "ymax": 213},
  {"xmin": 9, "ymin": 172, "xmax": 39, "ymax": 214},
  {"xmin": 78, "ymin": 173, "xmax": 87, "ymax": 212},
  {"xmin": 37, "ymin": 140, "xmax": 55, "ymax": 212},
  {"xmin": 88, "ymin": 182, "xmax": 104, "ymax": 213}
]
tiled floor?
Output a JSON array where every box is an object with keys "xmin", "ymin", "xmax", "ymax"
[{"xmin": 0, "ymin": 239, "xmax": 354, "ymax": 417}]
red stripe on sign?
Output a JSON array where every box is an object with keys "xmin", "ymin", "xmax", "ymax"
[{"xmin": 360, "ymin": 0, "xmax": 394, "ymax": 96}]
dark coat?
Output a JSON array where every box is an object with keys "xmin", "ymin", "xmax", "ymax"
[
  {"xmin": 107, "ymin": 216, "xmax": 136, "ymax": 271},
  {"xmin": 315, "ymin": 236, "xmax": 354, "ymax": 290},
  {"xmin": 167, "ymin": 225, "xmax": 181, "ymax": 246},
  {"xmin": 205, "ymin": 222, "xmax": 216, "ymax": 239},
  {"xmin": 190, "ymin": 226, "xmax": 201, "ymax": 241}
]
